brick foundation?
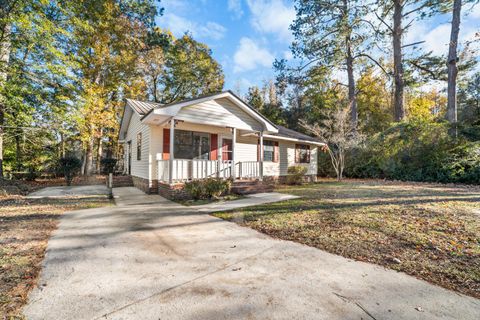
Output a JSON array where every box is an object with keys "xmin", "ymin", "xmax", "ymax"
[
  {"xmin": 131, "ymin": 176, "xmax": 158, "ymax": 194},
  {"xmin": 112, "ymin": 175, "xmax": 134, "ymax": 188},
  {"xmin": 264, "ymin": 174, "xmax": 317, "ymax": 184},
  {"xmin": 134, "ymin": 174, "xmax": 317, "ymax": 199},
  {"xmin": 158, "ymin": 182, "xmax": 191, "ymax": 200}
]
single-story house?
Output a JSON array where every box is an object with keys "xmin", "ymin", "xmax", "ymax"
[{"xmin": 118, "ymin": 90, "xmax": 325, "ymax": 198}]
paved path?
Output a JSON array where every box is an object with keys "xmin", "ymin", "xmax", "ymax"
[
  {"xmin": 26, "ymin": 185, "xmax": 110, "ymax": 199},
  {"xmin": 24, "ymin": 187, "xmax": 480, "ymax": 319}
]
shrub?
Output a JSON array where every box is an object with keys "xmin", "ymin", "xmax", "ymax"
[
  {"xmin": 184, "ymin": 180, "xmax": 207, "ymax": 200},
  {"xmin": 343, "ymin": 119, "xmax": 480, "ymax": 184},
  {"xmin": 25, "ymin": 167, "xmax": 39, "ymax": 181},
  {"xmin": 184, "ymin": 178, "xmax": 232, "ymax": 200},
  {"xmin": 286, "ymin": 166, "xmax": 308, "ymax": 185},
  {"xmin": 101, "ymin": 158, "xmax": 117, "ymax": 174},
  {"xmin": 59, "ymin": 156, "xmax": 82, "ymax": 186},
  {"xmin": 204, "ymin": 178, "xmax": 232, "ymax": 199}
]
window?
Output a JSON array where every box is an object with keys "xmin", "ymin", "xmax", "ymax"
[
  {"xmin": 174, "ymin": 130, "xmax": 210, "ymax": 160},
  {"xmin": 295, "ymin": 144, "xmax": 310, "ymax": 163},
  {"xmin": 136, "ymin": 133, "xmax": 142, "ymax": 160},
  {"xmin": 263, "ymin": 140, "xmax": 275, "ymax": 162}
]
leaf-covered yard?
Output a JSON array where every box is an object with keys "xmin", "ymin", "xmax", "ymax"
[
  {"xmin": 213, "ymin": 179, "xmax": 480, "ymax": 298},
  {"xmin": 0, "ymin": 194, "xmax": 111, "ymax": 319}
]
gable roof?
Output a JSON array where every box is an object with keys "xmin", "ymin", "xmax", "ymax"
[
  {"xmin": 139, "ymin": 90, "xmax": 278, "ymax": 132},
  {"xmin": 121, "ymin": 91, "xmax": 324, "ymax": 145}
]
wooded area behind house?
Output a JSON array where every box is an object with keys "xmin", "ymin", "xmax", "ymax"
[{"xmin": 0, "ymin": 0, "xmax": 479, "ymax": 183}]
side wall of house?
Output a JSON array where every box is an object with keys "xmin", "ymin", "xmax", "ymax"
[
  {"xmin": 124, "ymin": 111, "xmax": 152, "ymax": 192},
  {"xmin": 263, "ymin": 141, "xmax": 318, "ymax": 177}
]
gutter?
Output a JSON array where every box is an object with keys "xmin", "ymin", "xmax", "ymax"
[{"xmin": 262, "ymin": 134, "xmax": 326, "ymax": 147}]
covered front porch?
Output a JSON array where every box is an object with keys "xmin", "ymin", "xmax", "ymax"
[{"xmin": 155, "ymin": 118, "xmax": 267, "ymax": 184}]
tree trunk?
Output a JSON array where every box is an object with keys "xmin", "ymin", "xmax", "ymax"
[
  {"xmin": 346, "ymin": 42, "xmax": 357, "ymax": 128},
  {"xmin": 446, "ymin": 0, "xmax": 462, "ymax": 130},
  {"xmin": 96, "ymin": 136, "xmax": 102, "ymax": 173},
  {"xmin": 81, "ymin": 150, "xmax": 87, "ymax": 175},
  {"xmin": 0, "ymin": 23, "xmax": 11, "ymax": 178},
  {"xmin": 60, "ymin": 132, "xmax": 65, "ymax": 158},
  {"xmin": 343, "ymin": 0, "xmax": 357, "ymax": 128},
  {"xmin": 393, "ymin": 0, "xmax": 405, "ymax": 121},
  {"xmin": 84, "ymin": 137, "xmax": 94, "ymax": 176},
  {"xmin": 15, "ymin": 131, "xmax": 21, "ymax": 171}
]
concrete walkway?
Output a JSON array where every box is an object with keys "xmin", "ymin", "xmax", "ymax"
[
  {"xmin": 24, "ymin": 187, "xmax": 480, "ymax": 319},
  {"xmin": 26, "ymin": 185, "xmax": 110, "ymax": 199}
]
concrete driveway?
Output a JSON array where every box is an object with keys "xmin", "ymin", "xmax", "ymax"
[{"xmin": 24, "ymin": 187, "xmax": 479, "ymax": 320}]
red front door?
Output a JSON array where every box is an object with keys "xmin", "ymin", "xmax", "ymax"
[{"xmin": 222, "ymin": 139, "xmax": 232, "ymax": 161}]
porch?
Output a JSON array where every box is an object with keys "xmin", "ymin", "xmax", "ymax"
[
  {"xmin": 153, "ymin": 114, "xmax": 269, "ymax": 185},
  {"xmin": 157, "ymin": 159, "xmax": 261, "ymax": 183}
]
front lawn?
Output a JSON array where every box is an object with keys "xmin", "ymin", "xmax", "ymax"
[
  {"xmin": 0, "ymin": 194, "xmax": 112, "ymax": 318},
  {"xmin": 213, "ymin": 179, "xmax": 480, "ymax": 298}
]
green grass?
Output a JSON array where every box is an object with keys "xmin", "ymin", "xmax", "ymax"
[{"xmin": 213, "ymin": 179, "xmax": 480, "ymax": 298}]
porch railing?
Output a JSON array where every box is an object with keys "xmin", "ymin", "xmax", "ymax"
[
  {"xmin": 236, "ymin": 161, "xmax": 260, "ymax": 179},
  {"xmin": 157, "ymin": 159, "xmax": 260, "ymax": 183}
]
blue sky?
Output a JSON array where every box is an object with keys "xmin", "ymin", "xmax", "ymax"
[{"xmin": 156, "ymin": 0, "xmax": 480, "ymax": 95}]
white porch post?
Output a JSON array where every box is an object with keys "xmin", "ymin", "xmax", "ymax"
[
  {"xmin": 232, "ymin": 127, "xmax": 236, "ymax": 180},
  {"xmin": 259, "ymin": 131, "xmax": 264, "ymax": 181},
  {"xmin": 168, "ymin": 118, "xmax": 175, "ymax": 185}
]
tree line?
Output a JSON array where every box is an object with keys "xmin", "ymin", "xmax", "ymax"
[
  {"xmin": 240, "ymin": 0, "xmax": 479, "ymax": 182},
  {"xmin": 0, "ymin": 0, "xmax": 224, "ymax": 177}
]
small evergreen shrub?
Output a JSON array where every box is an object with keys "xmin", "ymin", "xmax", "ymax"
[
  {"xmin": 184, "ymin": 180, "xmax": 206, "ymax": 200},
  {"xmin": 287, "ymin": 166, "xmax": 308, "ymax": 185},
  {"xmin": 59, "ymin": 156, "xmax": 82, "ymax": 186},
  {"xmin": 184, "ymin": 178, "xmax": 232, "ymax": 200},
  {"xmin": 101, "ymin": 158, "xmax": 117, "ymax": 174},
  {"xmin": 204, "ymin": 178, "xmax": 232, "ymax": 199}
]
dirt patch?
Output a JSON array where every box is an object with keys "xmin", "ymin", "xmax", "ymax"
[{"xmin": 0, "ymin": 194, "xmax": 111, "ymax": 318}]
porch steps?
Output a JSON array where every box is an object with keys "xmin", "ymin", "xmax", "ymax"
[{"xmin": 231, "ymin": 180, "xmax": 274, "ymax": 195}]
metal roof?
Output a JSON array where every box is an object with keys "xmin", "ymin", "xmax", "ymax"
[
  {"xmin": 126, "ymin": 99, "xmax": 162, "ymax": 115},
  {"xmin": 271, "ymin": 126, "xmax": 322, "ymax": 143}
]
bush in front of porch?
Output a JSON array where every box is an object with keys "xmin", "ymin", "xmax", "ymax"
[{"xmin": 184, "ymin": 178, "xmax": 232, "ymax": 200}]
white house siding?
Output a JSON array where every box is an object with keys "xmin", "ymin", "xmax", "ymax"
[
  {"xmin": 124, "ymin": 112, "xmax": 150, "ymax": 181},
  {"xmin": 235, "ymin": 135, "xmax": 258, "ymax": 163},
  {"xmin": 175, "ymin": 98, "xmax": 263, "ymax": 132},
  {"xmin": 263, "ymin": 141, "xmax": 318, "ymax": 176},
  {"xmin": 126, "ymin": 112, "xmax": 318, "ymax": 184},
  {"xmin": 150, "ymin": 125, "xmax": 163, "ymax": 181}
]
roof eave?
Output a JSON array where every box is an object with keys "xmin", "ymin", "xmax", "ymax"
[{"xmin": 262, "ymin": 134, "xmax": 326, "ymax": 146}]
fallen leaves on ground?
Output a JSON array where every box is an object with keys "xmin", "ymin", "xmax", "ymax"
[
  {"xmin": 213, "ymin": 179, "xmax": 480, "ymax": 298},
  {"xmin": 0, "ymin": 194, "xmax": 111, "ymax": 318}
]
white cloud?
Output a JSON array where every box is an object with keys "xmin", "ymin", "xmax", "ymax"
[
  {"xmin": 246, "ymin": 0, "xmax": 295, "ymax": 42},
  {"xmin": 283, "ymin": 50, "xmax": 293, "ymax": 60},
  {"xmin": 163, "ymin": 13, "xmax": 226, "ymax": 40},
  {"xmin": 468, "ymin": 3, "xmax": 480, "ymax": 18},
  {"xmin": 404, "ymin": 21, "xmax": 429, "ymax": 46},
  {"xmin": 423, "ymin": 24, "xmax": 451, "ymax": 55},
  {"xmin": 202, "ymin": 22, "xmax": 228, "ymax": 40},
  {"xmin": 234, "ymin": 37, "xmax": 274, "ymax": 72},
  {"xmin": 228, "ymin": 0, "xmax": 244, "ymax": 19}
]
